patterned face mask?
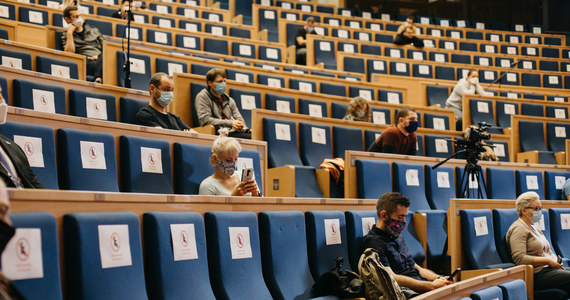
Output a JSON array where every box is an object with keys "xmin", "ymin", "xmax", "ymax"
[
  {"xmin": 386, "ymin": 218, "xmax": 406, "ymax": 237},
  {"xmin": 216, "ymin": 159, "xmax": 236, "ymax": 175}
]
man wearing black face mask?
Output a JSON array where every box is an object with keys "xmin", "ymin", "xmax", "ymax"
[
  {"xmin": 362, "ymin": 192, "xmax": 452, "ymax": 296},
  {"xmin": 368, "ymin": 106, "xmax": 418, "ymax": 155},
  {"xmin": 0, "ymin": 180, "xmax": 26, "ymax": 300}
]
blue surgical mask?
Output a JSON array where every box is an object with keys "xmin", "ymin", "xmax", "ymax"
[
  {"xmin": 156, "ymin": 91, "xmax": 173, "ymax": 107},
  {"xmin": 358, "ymin": 111, "xmax": 366, "ymax": 118},
  {"xmin": 216, "ymin": 159, "xmax": 236, "ymax": 175},
  {"xmin": 307, "ymin": 26, "xmax": 314, "ymax": 33},
  {"xmin": 530, "ymin": 210, "xmax": 542, "ymax": 224},
  {"xmin": 404, "ymin": 120, "xmax": 419, "ymax": 133},
  {"xmin": 214, "ymin": 82, "xmax": 226, "ymax": 95}
]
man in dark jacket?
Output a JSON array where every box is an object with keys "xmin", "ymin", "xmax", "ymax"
[{"xmin": 394, "ymin": 27, "xmax": 424, "ymax": 47}]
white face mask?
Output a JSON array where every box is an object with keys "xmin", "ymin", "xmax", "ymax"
[
  {"xmin": 469, "ymin": 77, "xmax": 479, "ymax": 85},
  {"xmin": 72, "ymin": 16, "xmax": 83, "ymax": 28}
]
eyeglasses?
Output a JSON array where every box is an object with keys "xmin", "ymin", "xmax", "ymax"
[{"xmin": 525, "ymin": 206, "xmax": 543, "ymax": 212}]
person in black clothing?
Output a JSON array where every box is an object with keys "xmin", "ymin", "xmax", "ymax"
[
  {"xmin": 394, "ymin": 27, "xmax": 424, "ymax": 48},
  {"xmin": 135, "ymin": 72, "xmax": 196, "ymax": 132},
  {"xmin": 362, "ymin": 192, "xmax": 452, "ymax": 296},
  {"xmin": 295, "ymin": 17, "xmax": 318, "ymax": 65},
  {"xmin": 0, "ymin": 87, "xmax": 42, "ymax": 189},
  {"xmin": 111, "ymin": 0, "xmax": 134, "ymax": 20}
]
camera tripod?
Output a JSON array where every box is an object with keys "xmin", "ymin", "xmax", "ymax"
[{"xmin": 432, "ymin": 148, "xmax": 489, "ymax": 199}]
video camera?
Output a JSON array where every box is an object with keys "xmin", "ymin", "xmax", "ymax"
[{"xmin": 454, "ymin": 122, "xmax": 492, "ymax": 164}]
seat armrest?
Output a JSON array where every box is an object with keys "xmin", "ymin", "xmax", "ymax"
[{"xmin": 267, "ymin": 166, "xmax": 295, "ymax": 197}]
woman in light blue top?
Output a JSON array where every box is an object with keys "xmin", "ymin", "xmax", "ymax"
[{"xmin": 199, "ymin": 129, "xmax": 259, "ymax": 196}]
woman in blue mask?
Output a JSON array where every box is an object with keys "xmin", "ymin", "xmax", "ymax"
[
  {"xmin": 506, "ymin": 192, "xmax": 570, "ymax": 296},
  {"xmin": 199, "ymin": 129, "xmax": 259, "ymax": 196},
  {"xmin": 343, "ymin": 97, "xmax": 371, "ymax": 122}
]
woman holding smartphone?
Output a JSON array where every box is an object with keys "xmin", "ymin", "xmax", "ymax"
[{"xmin": 199, "ymin": 129, "xmax": 259, "ymax": 196}]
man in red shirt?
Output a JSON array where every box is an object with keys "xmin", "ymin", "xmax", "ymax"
[{"xmin": 368, "ymin": 106, "xmax": 418, "ymax": 155}]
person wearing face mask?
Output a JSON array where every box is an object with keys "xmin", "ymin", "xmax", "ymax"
[
  {"xmin": 135, "ymin": 72, "xmax": 196, "ymax": 132},
  {"xmin": 61, "ymin": 5, "xmax": 104, "ymax": 83},
  {"xmin": 0, "ymin": 180, "xmax": 26, "ymax": 299},
  {"xmin": 111, "ymin": 0, "xmax": 135, "ymax": 20},
  {"xmin": 0, "ymin": 87, "xmax": 43, "ymax": 189},
  {"xmin": 506, "ymin": 192, "xmax": 570, "ymax": 297},
  {"xmin": 195, "ymin": 68, "xmax": 251, "ymax": 139},
  {"xmin": 343, "ymin": 97, "xmax": 371, "ymax": 122},
  {"xmin": 295, "ymin": 17, "xmax": 318, "ymax": 65},
  {"xmin": 445, "ymin": 70, "xmax": 493, "ymax": 131},
  {"xmin": 362, "ymin": 192, "xmax": 452, "ymax": 296},
  {"xmin": 394, "ymin": 27, "xmax": 424, "ymax": 47},
  {"xmin": 199, "ymin": 129, "xmax": 259, "ymax": 196},
  {"xmin": 367, "ymin": 106, "xmax": 418, "ymax": 155},
  {"xmin": 396, "ymin": 15, "xmax": 417, "ymax": 35}
]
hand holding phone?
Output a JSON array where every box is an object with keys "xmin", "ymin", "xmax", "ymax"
[
  {"xmin": 241, "ymin": 168, "xmax": 254, "ymax": 182},
  {"xmin": 448, "ymin": 268, "xmax": 461, "ymax": 282}
]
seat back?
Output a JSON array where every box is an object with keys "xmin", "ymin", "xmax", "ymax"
[
  {"xmin": 36, "ymin": 56, "xmax": 79, "ymax": 79},
  {"xmin": 0, "ymin": 2, "xmax": 15, "ymax": 20},
  {"xmin": 231, "ymin": 42, "xmax": 256, "ymax": 59},
  {"xmin": 469, "ymin": 99, "xmax": 495, "ymax": 125},
  {"xmin": 57, "ymin": 128, "xmax": 118, "ymax": 192},
  {"xmin": 460, "ymin": 209, "xmax": 506, "ymax": 269},
  {"xmin": 116, "ymin": 51, "xmax": 151, "ymax": 90},
  {"xmin": 425, "ymin": 165, "xmax": 455, "ymax": 210},
  {"xmin": 498, "ymin": 279, "xmax": 527, "ymax": 300},
  {"xmin": 546, "ymin": 106, "xmax": 568, "ymax": 120},
  {"xmin": 320, "ymin": 82, "xmax": 346, "ymax": 97},
  {"xmin": 228, "ymin": 88, "xmax": 261, "ymax": 128},
  {"xmin": 172, "ymin": 142, "xmax": 213, "ymax": 194},
  {"xmin": 345, "ymin": 210, "xmax": 377, "ymax": 270},
  {"xmin": 349, "ymin": 86, "xmax": 374, "ymax": 100},
  {"xmin": 263, "ymin": 118, "xmax": 302, "ymax": 167},
  {"xmin": 205, "ymin": 211, "xmax": 272, "ymax": 299},
  {"xmin": 259, "ymin": 211, "xmax": 317, "ymax": 300},
  {"xmin": 119, "ymin": 135, "xmax": 172, "ymax": 193},
  {"xmin": 495, "ymin": 101, "xmax": 518, "ymax": 128},
  {"xmin": 13, "ymin": 79, "xmax": 66, "ymax": 114},
  {"xmin": 298, "ymin": 98, "xmax": 327, "ymax": 118},
  {"xmin": 155, "ymin": 58, "xmax": 188, "ymax": 77},
  {"xmin": 393, "ymin": 162, "xmax": 431, "ymax": 212},
  {"xmin": 549, "ymin": 208, "xmax": 570, "ymax": 258},
  {"xmin": 332, "ymin": 126, "xmax": 362, "ymax": 159},
  {"xmin": 521, "ymin": 103, "xmax": 544, "ymax": 117},
  {"xmin": 69, "ymin": 89, "xmax": 117, "ymax": 121},
  {"xmin": 544, "ymin": 171, "xmax": 570, "ymax": 200},
  {"xmin": 119, "ymin": 97, "xmax": 147, "ymax": 124},
  {"xmin": 486, "ymin": 168, "xmax": 516, "ymax": 199},
  {"xmin": 543, "ymin": 75, "xmax": 562, "ymax": 89},
  {"xmin": 298, "ymin": 122, "xmax": 332, "ymax": 168},
  {"xmin": 0, "ymin": 122, "xmax": 59, "ymax": 189},
  {"xmin": 426, "ymin": 85, "xmax": 449, "ymax": 107},
  {"xmin": 546, "ymin": 123, "xmax": 569, "ymax": 153},
  {"xmin": 492, "ymin": 208, "xmax": 517, "ymax": 263},
  {"xmin": 19, "ymin": 7, "xmax": 48, "ymax": 25},
  {"xmin": 355, "ymin": 159, "xmax": 391, "ymax": 199},
  {"xmin": 471, "ymin": 286, "xmax": 504, "ymax": 300},
  {"xmin": 516, "ymin": 170, "xmax": 545, "ymax": 202},
  {"xmin": 331, "ymin": 102, "xmax": 348, "ymax": 119},
  {"xmin": 143, "ymin": 212, "xmax": 216, "ymax": 299},
  {"xmin": 265, "ymin": 94, "xmax": 295, "ymax": 114},
  {"xmin": 63, "ymin": 212, "xmax": 147, "ymax": 299},
  {"xmin": 289, "ymin": 78, "xmax": 316, "ymax": 93},
  {"xmin": 305, "ymin": 211, "xmax": 352, "ymax": 280},
  {"xmin": 175, "ymin": 34, "xmax": 201, "ymax": 50},
  {"xmin": 258, "ymin": 46, "xmax": 281, "ymax": 62},
  {"xmin": 371, "ymin": 107, "xmax": 390, "ymax": 125},
  {"xmin": 6, "ymin": 212, "xmax": 62, "ymax": 300},
  {"xmin": 424, "ymin": 135, "xmax": 453, "ymax": 158},
  {"xmin": 314, "ymin": 40, "xmax": 336, "ymax": 69},
  {"xmin": 424, "ymin": 113, "xmax": 449, "ymax": 130},
  {"xmin": 519, "ymin": 121, "xmax": 547, "ymax": 152}
]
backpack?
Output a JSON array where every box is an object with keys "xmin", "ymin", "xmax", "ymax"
[
  {"xmin": 358, "ymin": 248, "xmax": 407, "ymax": 300},
  {"xmin": 319, "ymin": 158, "xmax": 345, "ymax": 186},
  {"xmin": 313, "ymin": 256, "xmax": 364, "ymax": 298}
]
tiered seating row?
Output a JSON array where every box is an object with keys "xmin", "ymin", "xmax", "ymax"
[{"xmin": 511, "ymin": 115, "xmax": 570, "ymax": 165}]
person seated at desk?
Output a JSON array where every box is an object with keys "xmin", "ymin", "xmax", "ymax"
[
  {"xmin": 343, "ymin": 97, "xmax": 371, "ymax": 122},
  {"xmin": 368, "ymin": 106, "xmax": 418, "ymax": 155},
  {"xmin": 111, "ymin": 0, "xmax": 135, "ymax": 20},
  {"xmin": 135, "ymin": 72, "xmax": 196, "ymax": 133},
  {"xmin": 394, "ymin": 27, "xmax": 424, "ymax": 47},
  {"xmin": 445, "ymin": 70, "xmax": 493, "ymax": 130},
  {"xmin": 396, "ymin": 15, "xmax": 418, "ymax": 35},
  {"xmin": 506, "ymin": 191, "xmax": 570, "ymax": 298},
  {"xmin": 194, "ymin": 68, "xmax": 251, "ymax": 139},
  {"xmin": 295, "ymin": 17, "xmax": 319, "ymax": 65},
  {"xmin": 199, "ymin": 129, "xmax": 259, "ymax": 196},
  {"xmin": 562, "ymin": 178, "xmax": 570, "ymax": 200},
  {"xmin": 61, "ymin": 5, "xmax": 104, "ymax": 83}
]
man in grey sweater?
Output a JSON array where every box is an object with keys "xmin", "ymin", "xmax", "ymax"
[{"xmin": 194, "ymin": 68, "xmax": 251, "ymax": 139}]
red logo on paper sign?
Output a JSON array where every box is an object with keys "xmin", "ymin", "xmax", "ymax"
[
  {"xmin": 16, "ymin": 238, "xmax": 30, "ymax": 261},
  {"xmin": 40, "ymin": 95, "xmax": 48, "ymax": 105},
  {"xmin": 148, "ymin": 153, "xmax": 156, "ymax": 165},
  {"xmin": 237, "ymin": 233, "xmax": 244, "ymax": 248},
  {"xmin": 180, "ymin": 230, "xmax": 189, "ymax": 247},
  {"xmin": 24, "ymin": 142, "xmax": 34, "ymax": 156},
  {"xmin": 331, "ymin": 223, "xmax": 337, "ymax": 235},
  {"xmin": 93, "ymin": 103, "xmax": 100, "ymax": 112},
  {"xmin": 367, "ymin": 223, "xmax": 372, "ymax": 231},
  {"xmin": 89, "ymin": 146, "xmax": 97, "ymax": 159},
  {"xmin": 110, "ymin": 232, "xmax": 121, "ymax": 252}
]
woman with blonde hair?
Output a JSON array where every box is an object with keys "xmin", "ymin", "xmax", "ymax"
[
  {"xmin": 199, "ymin": 129, "xmax": 259, "ymax": 196},
  {"xmin": 506, "ymin": 192, "xmax": 570, "ymax": 297},
  {"xmin": 343, "ymin": 97, "xmax": 371, "ymax": 122}
]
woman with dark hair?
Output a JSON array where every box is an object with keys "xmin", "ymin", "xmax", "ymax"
[{"xmin": 343, "ymin": 97, "xmax": 371, "ymax": 122}]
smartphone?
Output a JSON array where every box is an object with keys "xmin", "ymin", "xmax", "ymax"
[
  {"xmin": 558, "ymin": 255, "xmax": 563, "ymax": 264},
  {"xmin": 241, "ymin": 168, "xmax": 253, "ymax": 182},
  {"xmin": 449, "ymin": 268, "xmax": 461, "ymax": 282}
]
